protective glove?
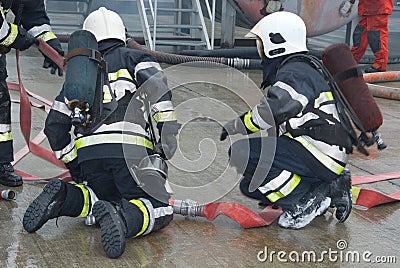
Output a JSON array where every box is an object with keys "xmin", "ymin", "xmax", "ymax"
[
  {"xmin": 10, "ymin": 27, "xmax": 38, "ymax": 51},
  {"xmin": 156, "ymin": 121, "xmax": 181, "ymax": 159},
  {"xmin": 65, "ymin": 158, "xmax": 83, "ymax": 183},
  {"xmin": 260, "ymin": 0, "xmax": 282, "ymax": 16},
  {"xmin": 220, "ymin": 113, "xmax": 252, "ymax": 141},
  {"xmin": 41, "ymin": 37, "xmax": 64, "ymax": 76},
  {"xmin": 155, "ymin": 135, "xmax": 178, "ymax": 160},
  {"xmin": 220, "ymin": 119, "xmax": 240, "ymax": 141}
]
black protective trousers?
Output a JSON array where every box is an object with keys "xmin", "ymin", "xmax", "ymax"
[
  {"xmin": 229, "ymin": 136, "xmax": 336, "ymax": 210},
  {"xmin": 0, "ymin": 55, "xmax": 13, "ymax": 163}
]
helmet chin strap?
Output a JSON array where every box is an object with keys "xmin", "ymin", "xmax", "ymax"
[{"xmin": 256, "ymin": 38, "xmax": 265, "ymax": 59}]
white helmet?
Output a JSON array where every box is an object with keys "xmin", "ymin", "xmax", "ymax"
[
  {"xmin": 83, "ymin": 7, "xmax": 126, "ymax": 42},
  {"xmin": 245, "ymin": 11, "xmax": 308, "ymax": 59}
]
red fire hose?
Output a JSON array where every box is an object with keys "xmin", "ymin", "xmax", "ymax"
[
  {"xmin": 171, "ymin": 171, "xmax": 400, "ymax": 228},
  {"xmin": 9, "ymin": 39, "xmax": 71, "ymax": 182}
]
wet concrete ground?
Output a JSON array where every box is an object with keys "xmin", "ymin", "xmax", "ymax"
[{"xmin": 1, "ymin": 45, "xmax": 400, "ymax": 268}]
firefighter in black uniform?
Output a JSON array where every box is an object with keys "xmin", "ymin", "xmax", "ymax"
[
  {"xmin": 0, "ymin": 0, "xmax": 63, "ymax": 187},
  {"xmin": 23, "ymin": 7, "xmax": 180, "ymax": 259},
  {"xmin": 220, "ymin": 11, "xmax": 353, "ymax": 229}
]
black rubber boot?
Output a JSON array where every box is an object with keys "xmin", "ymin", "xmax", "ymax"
[
  {"xmin": 0, "ymin": 163, "xmax": 23, "ymax": 187},
  {"xmin": 278, "ymin": 191, "xmax": 331, "ymax": 230},
  {"xmin": 92, "ymin": 200, "xmax": 127, "ymax": 259},
  {"xmin": 329, "ymin": 169, "xmax": 352, "ymax": 222},
  {"xmin": 23, "ymin": 178, "xmax": 66, "ymax": 233}
]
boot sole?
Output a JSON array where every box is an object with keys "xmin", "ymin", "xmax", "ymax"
[
  {"xmin": 334, "ymin": 175, "xmax": 352, "ymax": 223},
  {"xmin": 92, "ymin": 201, "xmax": 126, "ymax": 258},
  {"xmin": 23, "ymin": 179, "xmax": 63, "ymax": 233}
]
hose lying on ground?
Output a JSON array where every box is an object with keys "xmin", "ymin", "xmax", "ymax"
[{"xmin": 126, "ymin": 38, "xmax": 262, "ymax": 69}]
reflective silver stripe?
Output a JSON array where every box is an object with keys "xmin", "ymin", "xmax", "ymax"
[
  {"xmin": 154, "ymin": 205, "xmax": 174, "ymax": 218},
  {"xmin": 134, "ymin": 61, "xmax": 162, "ymax": 78},
  {"xmin": 278, "ymin": 122, "xmax": 287, "ymax": 136},
  {"xmin": 251, "ymin": 106, "xmax": 272, "ymax": 130},
  {"xmin": 302, "ymin": 135, "xmax": 348, "ymax": 163},
  {"xmin": 54, "ymin": 139, "xmax": 75, "ymax": 159},
  {"xmin": 27, "ymin": 24, "xmax": 52, "ymax": 37},
  {"xmin": 287, "ymin": 112, "xmax": 319, "ymax": 129},
  {"xmin": 94, "ymin": 122, "xmax": 148, "ymax": 136},
  {"xmin": 0, "ymin": 13, "xmax": 9, "ymax": 40},
  {"xmin": 320, "ymin": 103, "xmax": 340, "ymax": 121},
  {"xmin": 75, "ymin": 134, "xmax": 154, "ymax": 150},
  {"xmin": 151, "ymin": 101, "xmax": 174, "ymax": 113},
  {"xmin": 51, "ymin": 100, "xmax": 72, "ymax": 116},
  {"xmin": 286, "ymin": 133, "xmax": 346, "ymax": 175},
  {"xmin": 314, "ymin": 92, "xmax": 333, "ymax": 108},
  {"xmin": 258, "ymin": 170, "xmax": 291, "ymax": 194},
  {"xmin": 109, "ymin": 80, "xmax": 137, "ymax": 100},
  {"xmin": 85, "ymin": 186, "xmax": 99, "ymax": 217},
  {"xmin": 0, "ymin": 124, "xmax": 11, "ymax": 133},
  {"xmin": 139, "ymin": 198, "xmax": 155, "ymax": 236},
  {"xmin": 0, "ymin": 23, "xmax": 17, "ymax": 46},
  {"xmin": 274, "ymin": 81, "xmax": 308, "ymax": 109}
]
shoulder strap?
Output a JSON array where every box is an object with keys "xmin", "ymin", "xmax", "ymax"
[{"xmin": 280, "ymin": 54, "xmax": 369, "ymax": 155}]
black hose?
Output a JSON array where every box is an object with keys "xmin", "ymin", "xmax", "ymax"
[
  {"xmin": 126, "ymin": 38, "xmax": 261, "ymax": 69},
  {"xmin": 180, "ymin": 47, "xmax": 260, "ymax": 59}
]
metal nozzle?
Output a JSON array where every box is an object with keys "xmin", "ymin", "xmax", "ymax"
[
  {"xmin": 1, "ymin": 189, "xmax": 17, "ymax": 201},
  {"xmin": 85, "ymin": 214, "xmax": 96, "ymax": 226},
  {"xmin": 172, "ymin": 199, "xmax": 204, "ymax": 218}
]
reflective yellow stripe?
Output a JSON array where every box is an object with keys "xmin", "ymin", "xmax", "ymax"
[
  {"xmin": 0, "ymin": 132, "xmax": 12, "ymax": 142},
  {"xmin": 75, "ymin": 184, "xmax": 90, "ymax": 218},
  {"xmin": 0, "ymin": 23, "xmax": 18, "ymax": 46},
  {"xmin": 75, "ymin": 134, "xmax": 154, "ymax": 150},
  {"xmin": 285, "ymin": 133, "xmax": 344, "ymax": 175},
  {"xmin": 129, "ymin": 199, "xmax": 150, "ymax": 237},
  {"xmin": 153, "ymin": 111, "xmax": 177, "ymax": 123},
  {"xmin": 103, "ymin": 91, "xmax": 112, "ymax": 103},
  {"xmin": 38, "ymin": 31, "xmax": 57, "ymax": 42},
  {"xmin": 351, "ymin": 186, "xmax": 361, "ymax": 204},
  {"xmin": 266, "ymin": 174, "xmax": 301, "ymax": 202},
  {"xmin": 108, "ymin": 69, "xmax": 133, "ymax": 81},
  {"xmin": 60, "ymin": 147, "xmax": 77, "ymax": 164},
  {"xmin": 244, "ymin": 110, "xmax": 260, "ymax": 133}
]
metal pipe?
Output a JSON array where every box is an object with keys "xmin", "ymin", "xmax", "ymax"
[
  {"xmin": 367, "ymin": 83, "xmax": 400, "ymax": 100},
  {"xmin": 363, "ymin": 71, "xmax": 400, "ymax": 83}
]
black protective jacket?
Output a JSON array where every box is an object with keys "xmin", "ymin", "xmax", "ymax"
[{"xmin": 239, "ymin": 54, "xmax": 351, "ymax": 177}]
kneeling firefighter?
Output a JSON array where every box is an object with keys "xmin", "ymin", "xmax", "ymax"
[
  {"xmin": 220, "ymin": 11, "xmax": 358, "ymax": 229},
  {"xmin": 23, "ymin": 7, "xmax": 180, "ymax": 259}
]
